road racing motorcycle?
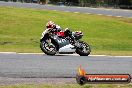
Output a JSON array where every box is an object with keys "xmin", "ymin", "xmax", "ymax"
[{"xmin": 40, "ymin": 28, "xmax": 91, "ymax": 56}]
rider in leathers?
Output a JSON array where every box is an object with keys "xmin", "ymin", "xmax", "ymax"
[{"xmin": 42, "ymin": 21, "xmax": 75, "ymax": 45}]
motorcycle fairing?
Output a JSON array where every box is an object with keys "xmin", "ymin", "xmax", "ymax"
[
  {"xmin": 51, "ymin": 35, "xmax": 70, "ymax": 48},
  {"xmin": 51, "ymin": 35, "xmax": 76, "ymax": 53},
  {"xmin": 59, "ymin": 44, "xmax": 76, "ymax": 53}
]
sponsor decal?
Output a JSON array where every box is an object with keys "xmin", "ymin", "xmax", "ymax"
[
  {"xmin": 58, "ymin": 39, "xmax": 67, "ymax": 43},
  {"xmin": 76, "ymin": 66, "xmax": 131, "ymax": 85}
]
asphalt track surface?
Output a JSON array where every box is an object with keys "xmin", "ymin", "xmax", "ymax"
[
  {"xmin": 0, "ymin": 2, "xmax": 132, "ymax": 82},
  {"xmin": 0, "ymin": 1, "xmax": 132, "ymax": 18},
  {"xmin": 0, "ymin": 53, "xmax": 132, "ymax": 78}
]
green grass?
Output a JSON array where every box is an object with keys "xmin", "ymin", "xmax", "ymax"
[
  {"xmin": 0, "ymin": 84, "xmax": 132, "ymax": 88},
  {"xmin": 0, "ymin": 6, "xmax": 132, "ymax": 55}
]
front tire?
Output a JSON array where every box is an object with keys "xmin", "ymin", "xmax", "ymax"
[
  {"xmin": 76, "ymin": 41, "xmax": 91, "ymax": 56},
  {"xmin": 40, "ymin": 40, "xmax": 57, "ymax": 55}
]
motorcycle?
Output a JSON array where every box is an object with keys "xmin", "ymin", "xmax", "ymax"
[{"xmin": 40, "ymin": 28, "xmax": 91, "ymax": 56}]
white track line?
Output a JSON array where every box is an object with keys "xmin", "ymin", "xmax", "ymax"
[
  {"xmin": 91, "ymin": 8, "xmax": 97, "ymax": 10},
  {"xmin": 52, "ymin": 10, "xmax": 131, "ymax": 18},
  {"xmin": 114, "ymin": 56, "xmax": 132, "ymax": 58},
  {"xmin": 18, "ymin": 53, "xmax": 43, "ymax": 55},
  {"xmin": 121, "ymin": 10, "xmax": 130, "ymax": 12},
  {"xmin": 116, "ymin": 16, "xmax": 122, "ymax": 18},
  {"xmin": 0, "ymin": 52, "xmax": 17, "ymax": 54},
  {"xmin": 107, "ymin": 15, "xmax": 113, "ymax": 17},
  {"xmin": 53, "ymin": 10, "xmax": 57, "ymax": 11},
  {"xmin": 84, "ymin": 13, "xmax": 124, "ymax": 18},
  {"xmin": 89, "ymin": 55, "xmax": 107, "ymax": 56},
  {"xmin": 85, "ymin": 13, "xmax": 92, "ymax": 14},
  {"xmin": 65, "ymin": 11, "xmax": 70, "ymax": 12},
  {"xmin": 56, "ymin": 54, "xmax": 79, "ymax": 56},
  {"xmin": 0, "ymin": 52, "xmax": 132, "ymax": 57},
  {"xmin": 104, "ymin": 9, "xmax": 112, "ymax": 11},
  {"xmin": 74, "ymin": 12, "xmax": 79, "ymax": 13},
  {"xmin": 96, "ymin": 8, "xmax": 132, "ymax": 12},
  {"xmin": 97, "ymin": 14, "xmax": 103, "ymax": 16}
]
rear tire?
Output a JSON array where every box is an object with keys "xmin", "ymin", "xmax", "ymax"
[
  {"xmin": 76, "ymin": 41, "xmax": 91, "ymax": 56},
  {"xmin": 40, "ymin": 40, "xmax": 57, "ymax": 55}
]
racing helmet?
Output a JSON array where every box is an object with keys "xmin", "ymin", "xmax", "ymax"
[{"xmin": 46, "ymin": 21, "xmax": 55, "ymax": 29}]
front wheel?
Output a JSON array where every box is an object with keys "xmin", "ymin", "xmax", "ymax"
[
  {"xmin": 76, "ymin": 41, "xmax": 91, "ymax": 56},
  {"xmin": 40, "ymin": 40, "xmax": 57, "ymax": 55}
]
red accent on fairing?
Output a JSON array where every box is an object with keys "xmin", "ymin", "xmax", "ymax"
[{"xmin": 54, "ymin": 32, "xmax": 65, "ymax": 37}]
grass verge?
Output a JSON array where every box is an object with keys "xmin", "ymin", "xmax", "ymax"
[
  {"xmin": 0, "ymin": 6, "xmax": 132, "ymax": 55},
  {"xmin": 0, "ymin": 84, "xmax": 132, "ymax": 88}
]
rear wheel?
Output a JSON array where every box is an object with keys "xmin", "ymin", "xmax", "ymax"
[
  {"xmin": 76, "ymin": 41, "xmax": 91, "ymax": 56},
  {"xmin": 40, "ymin": 40, "xmax": 57, "ymax": 55}
]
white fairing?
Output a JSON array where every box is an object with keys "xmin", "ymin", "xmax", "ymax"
[{"xmin": 59, "ymin": 44, "xmax": 76, "ymax": 53}]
